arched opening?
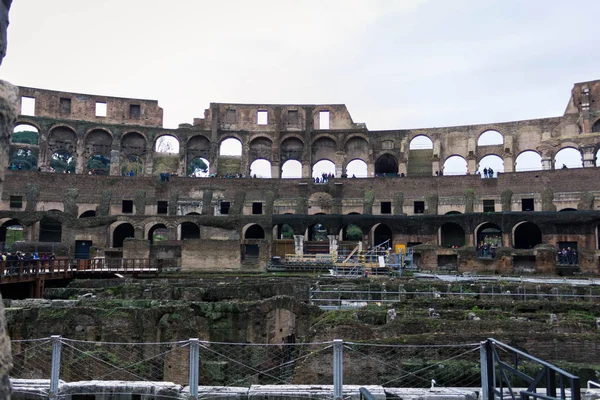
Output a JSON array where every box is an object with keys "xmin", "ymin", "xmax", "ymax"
[
  {"xmin": 280, "ymin": 137, "xmax": 304, "ymax": 162},
  {"xmin": 281, "ymin": 160, "xmax": 302, "ymax": 178},
  {"xmin": 342, "ymin": 224, "xmax": 363, "ymax": 241},
  {"xmin": 78, "ymin": 210, "xmax": 96, "ymax": 218},
  {"xmin": 219, "ymin": 138, "xmax": 242, "ymax": 156},
  {"xmin": 121, "ymin": 155, "xmax": 144, "ymax": 176},
  {"xmin": 478, "ymin": 130, "xmax": 503, "ymax": 146},
  {"xmin": 592, "ymin": 119, "xmax": 600, "ymax": 133},
  {"xmin": 0, "ymin": 219, "xmax": 23, "ymax": 250},
  {"xmin": 475, "ymin": 222, "xmax": 502, "ymax": 251},
  {"xmin": 188, "ymin": 157, "xmax": 209, "ymax": 177},
  {"xmin": 478, "ymin": 155, "xmax": 504, "ymax": 177},
  {"xmin": 245, "ymin": 224, "xmax": 265, "ymax": 239},
  {"xmin": 346, "ymin": 159, "xmax": 368, "ymax": 178},
  {"xmin": 50, "ymin": 151, "xmax": 75, "ymax": 173},
  {"xmin": 186, "ymin": 212, "xmax": 200, "ymax": 215},
  {"xmin": 554, "ymin": 147, "xmax": 582, "ymax": 169},
  {"xmin": 148, "ymin": 224, "xmax": 168, "ymax": 244},
  {"xmin": 87, "ymin": 154, "xmax": 110, "ymax": 175},
  {"xmin": 308, "ymin": 223, "xmax": 328, "ymax": 242},
  {"xmin": 9, "ymin": 149, "xmax": 37, "ymax": 171},
  {"xmin": 250, "ymin": 159, "xmax": 272, "ymax": 178},
  {"xmin": 409, "ymin": 135, "xmax": 433, "ymax": 150},
  {"xmin": 311, "ymin": 137, "xmax": 337, "ymax": 165},
  {"xmin": 180, "ymin": 222, "xmax": 200, "ymax": 240},
  {"xmin": 12, "ymin": 124, "xmax": 39, "ymax": 144},
  {"xmin": 121, "ymin": 132, "xmax": 147, "ymax": 154},
  {"xmin": 439, "ymin": 223, "xmax": 465, "ymax": 248},
  {"xmin": 374, "ymin": 154, "xmax": 398, "ymax": 175},
  {"xmin": 345, "ymin": 137, "xmax": 370, "ymax": 169},
  {"xmin": 249, "ymin": 137, "xmax": 273, "ymax": 163},
  {"xmin": 515, "ymin": 151, "xmax": 542, "ymax": 172},
  {"xmin": 373, "ymin": 224, "xmax": 393, "ymax": 247},
  {"xmin": 312, "ymin": 159, "xmax": 336, "ymax": 179},
  {"xmin": 277, "ymin": 224, "xmax": 294, "ymax": 239},
  {"xmin": 155, "ymin": 135, "xmax": 180, "ymax": 154},
  {"xmin": 559, "ymin": 208, "xmax": 577, "ymax": 212},
  {"xmin": 445, "ymin": 211, "xmax": 462, "ymax": 215},
  {"xmin": 443, "ymin": 155, "xmax": 468, "ymax": 175},
  {"xmin": 39, "ymin": 217, "xmax": 62, "ymax": 242},
  {"xmin": 513, "ymin": 222, "xmax": 542, "ymax": 249},
  {"xmin": 113, "ymin": 223, "xmax": 134, "ymax": 247}
]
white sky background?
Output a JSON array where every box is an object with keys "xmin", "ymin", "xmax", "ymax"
[{"xmin": 4, "ymin": 0, "xmax": 600, "ymax": 176}]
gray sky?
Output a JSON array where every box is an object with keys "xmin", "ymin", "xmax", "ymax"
[{"xmin": 4, "ymin": 0, "xmax": 600, "ymax": 132}]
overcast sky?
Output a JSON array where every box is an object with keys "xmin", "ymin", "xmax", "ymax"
[{"xmin": 3, "ymin": 0, "xmax": 600, "ymax": 132}]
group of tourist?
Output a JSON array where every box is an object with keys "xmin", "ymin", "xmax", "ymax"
[
  {"xmin": 482, "ymin": 167, "xmax": 495, "ymax": 178},
  {"xmin": 476, "ymin": 242, "xmax": 497, "ymax": 258},
  {"xmin": 1, "ymin": 251, "xmax": 57, "ymax": 274},
  {"xmin": 557, "ymin": 247, "xmax": 578, "ymax": 265}
]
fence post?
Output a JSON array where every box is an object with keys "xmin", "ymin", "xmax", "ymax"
[
  {"xmin": 189, "ymin": 338, "xmax": 200, "ymax": 400},
  {"xmin": 49, "ymin": 335, "xmax": 62, "ymax": 400},
  {"xmin": 480, "ymin": 339, "xmax": 494, "ymax": 400},
  {"xmin": 333, "ymin": 339, "xmax": 343, "ymax": 400}
]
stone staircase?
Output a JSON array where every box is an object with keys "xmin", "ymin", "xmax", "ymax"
[{"xmin": 407, "ymin": 149, "xmax": 433, "ymax": 177}]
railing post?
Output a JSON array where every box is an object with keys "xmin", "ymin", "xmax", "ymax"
[
  {"xmin": 480, "ymin": 339, "xmax": 494, "ymax": 400},
  {"xmin": 333, "ymin": 339, "xmax": 343, "ymax": 400},
  {"xmin": 189, "ymin": 338, "xmax": 200, "ymax": 400},
  {"xmin": 49, "ymin": 335, "xmax": 62, "ymax": 400}
]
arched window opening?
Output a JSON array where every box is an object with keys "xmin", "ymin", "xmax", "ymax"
[
  {"xmin": 155, "ymin": 135, "xmax": 180, "ymax": 154},
  {"xmin": 409, "ymin": 135, "xmax": 433, "ymax": 150},
  {"xmin": 220, "ymin": 138, "xmax": 242, "ymax": 156},
  {"xmin": 443, "ymin": 156, "xmax": 468, "ymax": 175},
  {"xmin": 373, "ymin": 224, "xmax": 393, "ymax": 247},
  {"xmin": 478, "ymin": 130, "xmax": 504, "ymax": 146},
  {"xmin": 440, "ymin": 223, "xmax": 465, "ymax": 248},
  {"xmin": 87, "ymin": 154, "xmax": 110, "ymax": 175},
  {"xmin": 9, "ymin": 149, "xmax": 37, "ymax": 171},
  {"xmin": 121, "ymin": 155, "xmax": 144, "ymax": 176},
  {"xmin": 245, "ymin": 224, "xmax": 265, "ymax": 239},
  {"xmin": 278, "ymin": 224, "xmax": 294, "ymax": 239},
  {"xmin": 148, "ymin": 224, "xmax": 168, "ymax": 244},
  {"xmin": 475, "ymin": 223, "xmax": 502, "ymax": 258},
  {"xmin": 0, "ymin": 219, "xmax": 23, "ymax": 249},
  {"xmin": 374, "ymin": 154, "xmax": 398, "ymax": 176},
  {"xmin": 346, "ymin": 159, "xmax": 368, "ymax": 178},
  {"xmin": 13, "ymin": 124, "xmax": 39, "ymax": 144},
  {"xmin": 513, "ymin": 222, "xmax": 542, "ymax": 249},
  {"xmin": 39, "ymin": 217, "xmax": 62, "ymax": 242},
  {"xmin": 308, "ymin": 223, "xmax": 328, "ymax": 242},
  {"xmin": 515, "ymin": 151, "xmax": 542, "ymax": 172},
  {"xmin": 554, "ymin": 148, "xmax": 582, "ymax": 169},
  {"xmin": 342, "ymin": 224, "xmax": 362, "ymax": 241},
  {"xmin": 78, "ymin": 210, "xmax": 96, "ymax": 218},
  {"xmin": 113, "ymin": 223, "xmax": 134, "ymax": 247},
  {"xmin": 592, "ymin": 120, "xmax": 600, "ymax": 133},
  {"xmin": 559, "ymin": 208, "xmax": 577, "ymax": 212},
  {"xmin": 50, "ymin": 151, "xmax": 75, "ymax": 173},
  {"xmin": 281, "ymin": 160, "xmax": 302, "ymax": 178},
  {"xmin": 188, "ymin": 157, "xmax": 209, "ymax": 177},
  {"xmin": 445, "ymin": 211, "xmax": 462, "ymax": 215},
  {"xmin": 312, "ymin": 160, "xmax": 336, "ymax": 179},
  {"xmin": 478, "ymin": 155, "xmax": 504, "ymax": 177},
  {"xmin": 180, "ymin": 222, "xmax": 200, "ymax": 240},
  {"xmin": 250, "ymin": 159, "xmax": 272, "ymax": 178}
]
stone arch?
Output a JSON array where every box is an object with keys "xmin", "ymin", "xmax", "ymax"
[
  {"xmin": 78, "ymin": 210, "xmax": 96, "ymax": 218},
  {"xmin": 154, "ymin": 134, "xmax": 180, "ymax": 154},
  {"xmin": 341, "ymin": 224, "xmax": 363, "ymax": 241},
  {"xmin": 371, "ymin": 223, "xmax": 393, "ymax": 247},
  {"xmin": 0, "ymin": 218, "xmax": 24, "ymax": 248},
  {"xmin": 554, "ymin": 147, "xmax": 582, "ymax": 169},
  {"xmin": 515, "ymin": 150, "xmax": 542, "ymax": 172},
  {"xmin": 374, "ymin": 153, "xmax": 398, "ymax": 175},
  {"xmin": 219, "ymin": 137, "xmax": 243, "ymax": 156},
  {"xmin": 409, "ymin": 135, "xmax": 433, "ymax": 150},
  {"xmin": 512, "ymin": 221, "xmax": 542, "ymax": 249},
  {"xmin": 311, "ymin": 137, "xmax": 337, "ymax": 164},
  {"xmin": 280, "ymin": 136, "xmax": 304, "ymax": 162},
  {"xmin": 48, "ymin": 125, "xmax": 77, "ymax": 154},
  {"xmin": 187, "ymin": 157, "xmax": 210, "ymax": 177},
  {"xmin": 39, "ymin": 217, "xmax": 62, "ymax": 242},
  {"xmin": 345, "ymin": 159, "xmax": 368, "ymax": 178},
  {"xmin": 250, "ymin": 159, "xmax": 272, "ymax": 178},
  {"xmin": 186, "ymin": 135, "xmax": 211, "ymax": 162},
  {"xmin": 281, "ymin": 159, "xmax": 302, "ymax": 178},
  {"xmin": 249, "ymin": 136, "xmax": 273, "ymax": 162},
  {"xmin": 306, "ymin": 222, "xmax": 328, "ymax": 242},
  {"xmin": 592, "ymin": 119, "xmax": 600, "ymax": 133},
  {"xmin": 84, "ymin": 128, "xmax": 113, "ymax": 157},
  {"xmin": 274, "ymin": 223, "xmax": 294, "ymax": 239},
  {"xmin": 443, "ymin": 155, "xmax": 468, "ymax": 175},
  {"xmin": 309, "ymin": 192, "xmax": 334, "ymax": 214},
  {"xmin": 344, "ymin": 136, "xmax": 370, "ymax": 162},
  {"xmin": 179, "ymin": 222, "xmax": 200, "ymax": 240},
  {"xmin": 478, "ymin": 130, "xmax": 504, "ymax": 146},
  {"xmin": 559, "ymin": 208, "xmax": 577, "ymax": 212},
  {"xmin": 121, "ymin": 131, "xmax": 147, "ymax": 156},
  {"xmin": 439, "ymin": 223, "xmax": 465, "ymax": 248},
  {"xmin": 12, "ymin": 123, "xmax": 39, "ymax": 145},
  {"xmin": 445, "ymin": 211, "xmax": 462, "ymax": 215},
  {"xmin": 478, "ymin": 154, "xmax": 504, "ymax": 176},
  {"xmin": 474, "ymin": 222, "xmax": 502, "ymax": 247},
  {"xmin": 112, "ymin": 222, "xmax": 135, "ymax": 248},
  {"xmin": 312, "ymin": 159, "xmax": 335, "ymax": 179},
  {"xmin": 148, "ymin": 223, "xmax": 168, "ymax": 244},
  {"xmin": 244, "ymin": 224, "xmax": 265, "ymax": 239}
]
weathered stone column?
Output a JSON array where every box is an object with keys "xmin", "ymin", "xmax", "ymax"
[
  {"xmin": 293, "ymin": 234, "xmax": 304, "ymax": 255},
  {"xmin": 541, "ymin": 157, "xmax": 552, "ymax": 170},
  {"xmin": 580, "ymin": 145, "xmax": 596, "ymax": 168},
  {"xmin": 109, "ymin": 149, "xmax": 120, "ymax": 175},
  {"xmin": 328, "ymin": 234, "xmax": 338, "ymax": 255}
]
